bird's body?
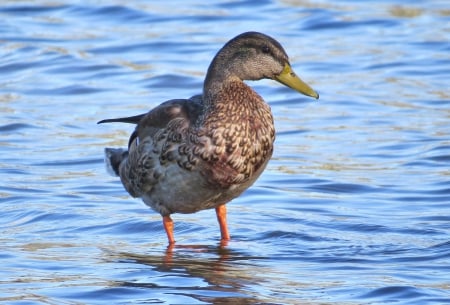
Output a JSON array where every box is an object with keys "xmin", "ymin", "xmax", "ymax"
[{"xmin": 99, "ymin": 32, "xmax": 318, "ymax": 244}]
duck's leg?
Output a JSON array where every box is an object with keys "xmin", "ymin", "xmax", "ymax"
[
  {"xmin": 215, "ymin": 204, "xmax": 230, "ymax": 241},
  {"xmin": 163, "ymin": 215, "xmax": 175, "ymax": 244}
]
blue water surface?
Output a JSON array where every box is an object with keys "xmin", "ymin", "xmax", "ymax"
[{"xmin": 1, "ymin": 1, "xmax": 449, "ymax": 304}]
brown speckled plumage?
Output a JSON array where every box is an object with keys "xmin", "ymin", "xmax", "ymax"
[{"xmin": 98, "ymin": 32, "xmax": 318, "ymax": 244}]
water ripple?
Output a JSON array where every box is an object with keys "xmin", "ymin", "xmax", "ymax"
[{"xmin": 1, "ymin": 0, "xmax": 449, "ymax": 304}]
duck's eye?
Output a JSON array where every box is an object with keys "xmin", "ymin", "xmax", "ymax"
[{"xmin": 261, "ymin": 45, "xmax": 270, "ymax": 54}]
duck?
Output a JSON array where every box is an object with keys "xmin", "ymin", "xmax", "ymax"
[{"xmin": 98, "ymin": 31, "xmax": 319, "ymax": 244}]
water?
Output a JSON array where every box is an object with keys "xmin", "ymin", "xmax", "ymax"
[{"xmin": 1, "ymin": 1, "xmax": 449, "ymax": 304}]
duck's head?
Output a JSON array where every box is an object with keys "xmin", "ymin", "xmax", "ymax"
[{"xmin": 205, "ymin": 31, "xmax": 319, "ymax": 99}]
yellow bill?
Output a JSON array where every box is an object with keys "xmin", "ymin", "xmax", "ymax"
[{"xmin": 275, "ymin": 63, "xmax": 319, "ymax": 99}]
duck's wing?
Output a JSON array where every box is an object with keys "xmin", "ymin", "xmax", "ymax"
[
  {"xmin": 98, "ymin": 95, "xmax": 204, "ymax": 148},
  {"xmin": 99, "ymin": 95, "xmax": 205, "ymax": 198},
  {"xmin": 135, "ymin": 96, "xmax": 202, "ymax": 137},
  {"xmin": 97, "ymin": 94, "xmax": 203, "ymax": 127}
]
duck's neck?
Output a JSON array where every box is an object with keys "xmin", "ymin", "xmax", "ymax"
[
  {"xmin": 203, "ymin": 59, "xmax": 232, "ymax": 102},
  {"xmin": 203, "ymin": 77, "xmax": 240, "ymax": 105}
]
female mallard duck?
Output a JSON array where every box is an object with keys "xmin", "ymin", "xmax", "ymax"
[{"xmin": 98, "ymin": 32, "xmax": 318, "ymax": 244}]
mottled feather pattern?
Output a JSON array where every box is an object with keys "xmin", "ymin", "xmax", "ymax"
[
  {"xmin": 196, "ymin": 80, "xmax": 275, "ymax": 187},
  {"xmin": 119, "ymin": 137, "xmax": 156, "ymax": 197},
  {"xmin": 119, "ymin": 80, "xmax": 274, "ymax": 203},
  {"xmin": 119, "ymin": 99, "xmax": 202, "ymax": 197}
]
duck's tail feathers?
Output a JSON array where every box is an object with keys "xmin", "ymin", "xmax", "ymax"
[
  {"xmin": 97, "ymin": 114, "xmax": 145, "ymax": 125},
  {"xmin": 104, "ymin": 148, "xmax": 128, "ymax": 177}
]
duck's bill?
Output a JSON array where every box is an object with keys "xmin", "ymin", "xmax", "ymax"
[{"xmin": 275, "ymin": 63, "xmax": 319, "ymax": 99}]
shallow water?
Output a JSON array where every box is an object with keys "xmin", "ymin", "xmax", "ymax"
[{"xmin": 1, "ymin": 1, "xmax": 449, "ymax": 304}]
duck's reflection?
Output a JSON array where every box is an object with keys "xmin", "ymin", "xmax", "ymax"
[
  {"xmin": 163, "ymin": 239, "xmax": 230, "ymax": 265},
  {"xmin": 104, "ymin": 241, "xmax": 265, "ymax": 304}
]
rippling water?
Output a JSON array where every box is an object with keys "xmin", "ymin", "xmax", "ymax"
[{"xmin": 1, "ymin": 1, "xmax": 449, "ymax": 304}]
